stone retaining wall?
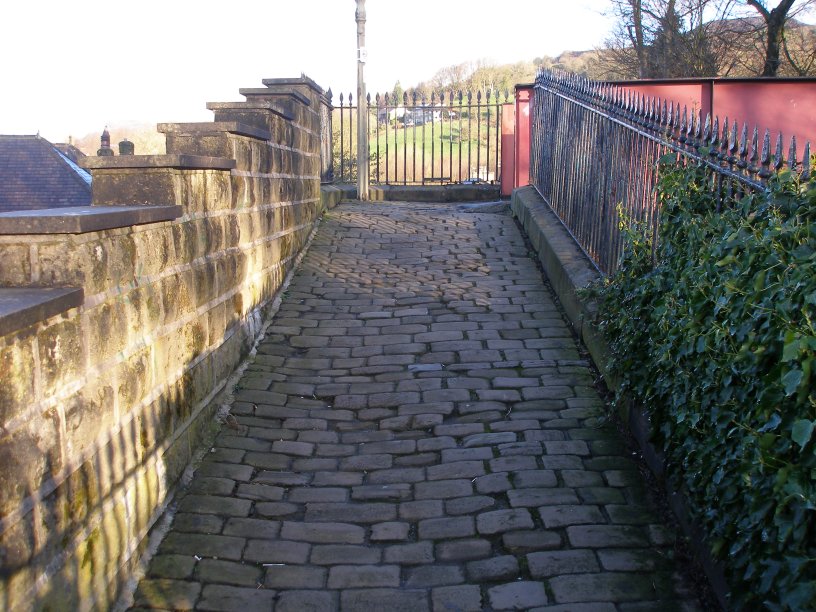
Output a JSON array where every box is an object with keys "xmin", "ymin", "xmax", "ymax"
[{"xmin": 0, "ymin": 77, "xmax": 329, "ymax": 610}]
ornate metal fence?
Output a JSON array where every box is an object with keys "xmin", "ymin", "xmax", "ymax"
[
  {"xmin": 531, "ymin": 70, "xmax": 812, "ymax": 275},
  {"xmin": 332, "ymin": 89, "xmax": 511, "ymax": 185}
]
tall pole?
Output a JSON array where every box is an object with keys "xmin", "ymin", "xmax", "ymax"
[{"xmin": 355, "ymin": 0, "xmax": 369, "ymax": 200}]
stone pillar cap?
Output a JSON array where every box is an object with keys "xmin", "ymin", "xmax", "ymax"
[
  {"xmin": 206, "ymin": 101, "xmax": 293, "ymax": 121},
  {"xmin": 157, "ymin": 122, "xmax": 271, "ymax": 141},
  {"xmin": 239, "ymin": 88, "xmax": 311, "ymax": 106}
]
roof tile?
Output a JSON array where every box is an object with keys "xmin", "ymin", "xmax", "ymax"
[{"xmin": 0, "ymin": 135, "xmax": 92, "ymax": 212}]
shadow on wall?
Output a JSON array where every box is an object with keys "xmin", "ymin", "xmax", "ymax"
[
  {"xmin": 1, "ymin": 381, "xmax": 198, "ymax": 610},
  {"xmin": 0, "ymin": 75, "xmax": 329, "ymax": 609},
  {"xmin": 0, "ymin": 264, "xmax": 267, "ymax": 610}
]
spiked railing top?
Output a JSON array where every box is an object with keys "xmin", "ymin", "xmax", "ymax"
[
  {"xmin": 332, "ymin": 88, "xmax": 513, "ymax": 108},
  {"xmin": 533, "ymin": 69, "xmax": 812, "ymax": 189}
]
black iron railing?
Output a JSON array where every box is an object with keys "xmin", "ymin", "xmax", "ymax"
[
  {"xmin": 331, "ymin": 89, "xmax": 511, "ymax": 185},
  {"xmin": 531, "ymin": 70, "xmax": 812, "ymax": 275}
]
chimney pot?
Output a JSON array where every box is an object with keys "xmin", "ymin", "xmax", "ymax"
[{"xmin": 97, "ymin": 126, "xmax": 115, "ymax": 156}]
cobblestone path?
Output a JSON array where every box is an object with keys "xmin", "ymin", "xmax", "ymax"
[{"xmin": 131, "ymin": 202, "xmax": 701, "ymax": 611}]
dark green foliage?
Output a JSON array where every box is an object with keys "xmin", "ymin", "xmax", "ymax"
[{"xmin": 596, "ymin": 158, "xmax": 816, "ymax": 610}]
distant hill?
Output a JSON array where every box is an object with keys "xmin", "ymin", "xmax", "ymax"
[
  {"xmin": 537, "ymin": 50, "xmax": 606, "ymax": 79},
  {"xmin": 401, "ymin": 17, "xmax": 815, "ymax": 93},
  {"xmin": 400, "ymin": 51, "xmax": 605, "ymax": 101}
]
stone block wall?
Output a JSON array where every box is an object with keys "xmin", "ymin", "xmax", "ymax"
[{"xmin": 0, "ymin": 77, "xmax": 328, "ymax": 610}]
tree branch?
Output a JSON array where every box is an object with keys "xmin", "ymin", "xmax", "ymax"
[{"xmin": 745, "ymin": 0, "xmax": 771, "ymax": 19}]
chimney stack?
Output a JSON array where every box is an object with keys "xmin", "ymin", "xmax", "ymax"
[
  {"xmin": 118, "ymin": 139, "xmax": 134, "ymax": 155},
  {"xmin": 97, "ymin": 127, "xmax": 114, "ymax": 156}
]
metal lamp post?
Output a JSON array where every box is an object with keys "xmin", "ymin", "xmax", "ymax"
[{"xmin": 355, "ymin": 0, "xmax": 369, "ymax": 200}]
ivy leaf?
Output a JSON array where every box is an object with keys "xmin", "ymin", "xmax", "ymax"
[
  {"xmin": 782, "ymin": 368, "xmax": 803, "ymax": 396},
  {"xmin": 759, "ymin": 560, "xmax": 782, "ymax": 593},
  {"xmin": 782, "ymin": 332, "xmax": 799, "ymax": 362},
  {"xmin": 595, "ymin": 161, "xmax": 816, "ymax": 608},
  {"xmin": 759, "ymin": 413, "xmax": 781, "ymax": 432},
  {"xmin": 780, "ymin": 576, "xmax": 816, "ymax": 610},
  {"xmin": 791, "ymin": 419, "xmax": 814, "ymax": 450}
]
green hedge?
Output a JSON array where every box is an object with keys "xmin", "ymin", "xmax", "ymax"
[{"xmin": 595, "ymin": 157, "xmax": 816, "ymax": 610}]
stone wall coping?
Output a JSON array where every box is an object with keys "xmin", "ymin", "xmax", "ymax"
[
  {"xmin": 157, "ymin": 121, "xmax": 272, "ymax": 141},
  {"xmin": 206, "ymin": 101, "xmax": 293, "ymax": 121},
  {"xmin": 0, "ymin": 205, "xmax": 183, "ymax": 234},
  {"xmin": 262, "ymin": 76, "xmax": 326, "ymax": 96},
  {"xmin": 80, "ymin": 154, "xmax": 236, "ymax": 171},
  {"xmin": 239, "ymin": 87, "xmax": 311, "ymax": 106},
  {"xmin": 0, "ymin": 286, "xmax": 83, "ymax": 337}
]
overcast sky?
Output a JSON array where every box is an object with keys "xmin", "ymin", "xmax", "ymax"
[{"xmin": 1, "ymin": 0, "xmax": 614, "ymax": 142}]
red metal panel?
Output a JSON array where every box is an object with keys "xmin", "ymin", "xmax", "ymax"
[
  {"xmin": 618, "ymin": 82, "xmax": 711, "ymax": 122},
  {"xmin": 500, "ymin": 103, "xmax": 516, "ymax": 197},
  {"xmin": 612, "ymin": 78, "xmax": 816, "ymax": 150},
  {"xmin": 712, "ymin": 81, "xmax": 816, "ymax": 147},
  {"xmin": 514, "ymin": 87, "xmax": 532, "ymax": 192}
]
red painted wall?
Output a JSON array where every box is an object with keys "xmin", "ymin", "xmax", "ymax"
[
  {"xmin": 500, "ymin": 103, "xmax": 516, "ymax": 196},
  {"xmin": 712, "ymin": 81, "xmax": 815, "ymax": 148},
  {"xmin": 502, "ymin": 85, "xmax": 534, "ymax": 195},
  {"xmin": 514, "ymin": 87, "xmax": 532, "ymax": 190},
  {"xmin": 615, "ymin": 82, "xmax": 712, "ymax": 122},
  {"xmin": 614, "ymin": 78, "xmax": 816, "ymax": 153},
  {"xmin": 514, "ymin": 78, "xmax": 814, "ymax": 196}
]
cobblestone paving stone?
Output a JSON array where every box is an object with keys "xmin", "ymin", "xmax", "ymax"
[{"xmin": 131, "ymin": 201, "xmax": 702, "ymax": 611}]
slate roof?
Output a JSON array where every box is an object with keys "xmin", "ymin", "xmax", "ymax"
[
  {"xmin": 0, "ymin": 135, "xmax": 92, "ymax": 212},
  {"xmin": 53, "ymin": 142, "xmax": 87, "ymax": 164}
]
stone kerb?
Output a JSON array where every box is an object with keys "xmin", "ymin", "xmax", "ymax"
[
  {"xmin": 510, "ymin": 184, "xmax": 729, "ymax": 606},
  {"xmin": 0, "ymin": 76, "xmax": 328, "ymax": 610}
]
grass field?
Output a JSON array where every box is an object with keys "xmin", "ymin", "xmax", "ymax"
[{"xmin": 333, "ymin": 107, "xmax": 503, "ymax": 184}]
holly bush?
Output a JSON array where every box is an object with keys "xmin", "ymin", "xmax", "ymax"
[{"xmin": 596, "ymin": 156, "xmax": 816, "ymax": 610}]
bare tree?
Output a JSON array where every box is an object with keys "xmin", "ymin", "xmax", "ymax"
[
  {"xmin": 412, "ymin": 60, "xmax": 536, "ymax": 100},
  {"xmin": 597, "ymin": 0, "xmax": 650, "ymax": 78},
  {"xmin": 718, "ymin": 0, "xmax": 816, "ymax": 76},
  {"xmin": 597, "ymin": 0, "xmax": 735, "ymax": 78},
  {"xmin": 597, "ymin": 0, "xmax": 815, "ymax": 78},
  {"xmin": 782, "ymin": 20, "xmax": 816, "ymax": 74},
  {"xmin": 430, "ymin": 62, "xmax": 473, "ymax": 92},
  {"xmin": 745, "ymin": 0, "xmax": 797, "ymax": 75},
  {"xmin": 631, "ymin": 0, "xmax": 649, "ymax": 76}
]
